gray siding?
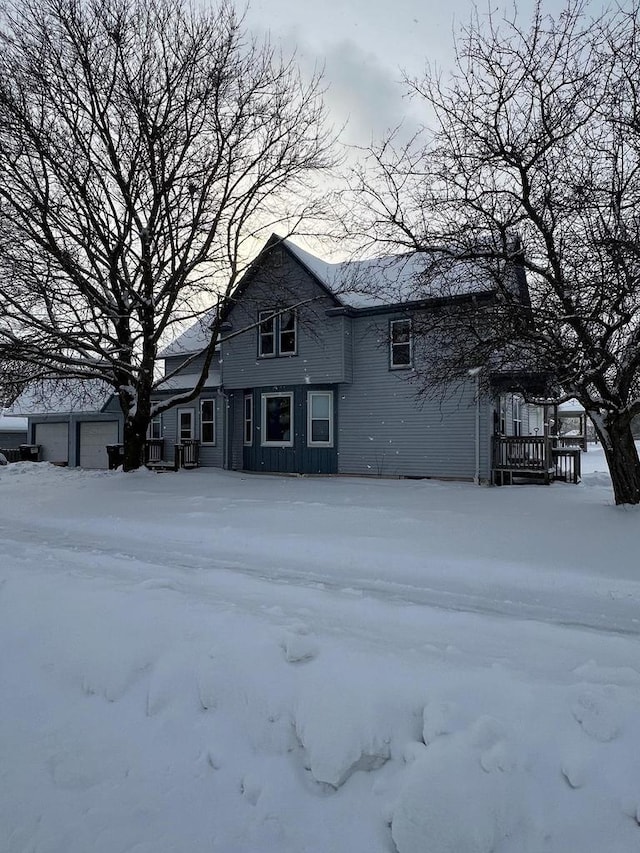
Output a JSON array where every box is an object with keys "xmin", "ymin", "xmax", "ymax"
[
  {"xmin": 0, "ymin": 429, "xmax": 27, "ymax": 450},
  {"xmin": 222, "ymin": 251, "xmax": 348, "ymax": 388},
  {"xmin": 337, "ymin": 316, "xmax": 492, "ymax": 480},
  {"xmin": 164, "ymin": 352, "xmax": 210, "ymax": 377},
  {"xmin": 151, "ymin": 393, "xmax": 225, "ymax": 468}
]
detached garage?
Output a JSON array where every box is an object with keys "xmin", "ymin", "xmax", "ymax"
[
  {"xmin": 35, "ymin": 422, "xmax": 69, "ymax": 465},
  {"xmin": 8, "ymin": 379, "xmax": 123, "ymax": 469},
  {"xmin": 79, "ymin": 421, "xmax": 119, "ymax": 469}
]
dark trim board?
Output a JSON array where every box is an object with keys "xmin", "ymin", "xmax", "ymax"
[{"xmin": 238, "ymin": 384, "xmax": 338, "ymax": 474}]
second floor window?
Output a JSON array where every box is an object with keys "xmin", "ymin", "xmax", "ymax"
[
  {"xmin": 258, "ymin": 308, "xmax": 297, "ymax": 357},
  {"xmin": 390, "ymin": 318, "xmax": 412, "ymax": 368}
]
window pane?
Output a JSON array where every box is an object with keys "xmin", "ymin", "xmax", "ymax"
[
  {"xmin": 311, "ymin": 419, "xmax": 330, "ymax": 442},
  {"xmin": 280, "ymin": 310, "xmax": 296, "ymax": 354},
  {"xmin": 259, "ymin": 312, "xmax": 275, "ymax": 356},
  {"xmin": 391, "ymin": 319, "xmax": 412, "ymax": 367},
  {"xmin": 311, "ymin": 394, "xmax": 330, "ymax": 419},
  {"xmin": 201, "ymin": 400, "xmax": 214, "ymax": 421},
  {"xmin": 392, "ymin": 344, "xmax": 411, "ymax": 366},
  {"xmin": 265, "ymin": 396, "xmax": 291, "ymax": 443},
  {"xmin": 392, "ymin": 320, "xmax": 411, "ymax": 343},
  {"xmin": 179, "ymin": 412, "xmax": 192, "ymax": 440},
  {"xmin": 202, "ymin": 422, "xmax": 214, "ymax": 443}
]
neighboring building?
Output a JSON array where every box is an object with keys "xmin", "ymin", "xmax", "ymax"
[
  {"xmin": 0, "ymin": 411, "xmax": 28, "ymax": 450},
  {"xmin": 8, "ymin": 379, "xmax": 121, "ymax": 467},
  {"xmin": 12, "ymin": 235, "xmax": 569, "ymax": 483}
]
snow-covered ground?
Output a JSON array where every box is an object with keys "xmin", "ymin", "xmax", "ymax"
[{"xmin": 1, "ymin": 446, "xmax": 639, "ymax": 853}]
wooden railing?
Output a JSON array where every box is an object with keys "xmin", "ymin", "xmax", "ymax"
[
  {"xmin": 175, "ymin": 439, "xmax": 200, "ymax": 469},
  {"xmin": 493, "ymin": 435, "xmax": 581, "ymax": 485},
  {"xmin": 553, "ymin": 434, "xmax": 588, "ymax": 452},
  {"xmin": 493, "ymin": 436, "xmax": 551, "ymax": 471},
  {"xmin": 145, "ymin": 439, "xmax": 164, "ymax": 464}
]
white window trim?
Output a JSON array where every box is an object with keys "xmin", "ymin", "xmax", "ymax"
[
  {"xmin": 243, "ymin": 393, "xmax": 253, "ymax": 446},
  {"xmin": 390, "ymin": 318, "xmax": 413, "ymax": 369},
  {"xmin": 513, "ymin": 396, "xmax": 523, "ymax": 437},
  {"xmin": 147, "ymin": 412, "xmax": 162, "ymax": 440},
  {"xmin": 258, "ymin": 308, "xmax": 297, "ymax": 358},
  {"xmin": 307, "ymin": 391, "xmax": 333, "ymax": 448},
  {"xmin": 177, "ymin": 407, "xmax": 195, "ymax": 442},
  {"xmin": 261, "ymin": 392, "xmax": 294, "ymax": 447},
  {"xmin": 200, "ymin": 398, "xmax": 216, "ymax": 445}
]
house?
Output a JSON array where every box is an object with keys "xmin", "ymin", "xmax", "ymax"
[
  {"xmin": 154, "ymin": 235, "xmax": 545, "ymax": 482},
  {"xmin": 0, "ymin": 410, "xmax": 28, "ymax": 454},
  {"xmin": 12, "ymin": 235, "xmax": 576, "ymax": 483}
]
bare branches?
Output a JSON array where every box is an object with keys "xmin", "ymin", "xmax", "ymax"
[
  {"xmin": 348, "ymin": 0, "xmax": 640, "ymax": 502},
  {"xmin": 0, "ymin": 0, "xmax": 337, "ymax": 467}
]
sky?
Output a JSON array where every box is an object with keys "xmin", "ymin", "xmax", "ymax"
[{"xmin": 244, "ymin": 0, "xmax": 569, "ymax": 147}]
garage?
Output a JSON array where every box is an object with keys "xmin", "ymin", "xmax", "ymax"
[
  {"xmin": 79, "ymin": 421, "xmax": 119, "ymax": 469},
  {"xmin": 35, "ymin": 422, "xmax": 69, "ymax": 465}
]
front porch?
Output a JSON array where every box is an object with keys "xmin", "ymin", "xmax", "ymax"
[
  {"xmin": 106, "ymin": 439, "xmax": 201, "ymax": 471},
  {"xmin": 492, "ymin": 435, "xmax": 582, "ymax": 485}
]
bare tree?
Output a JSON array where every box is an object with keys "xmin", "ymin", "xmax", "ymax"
[
  {"xmin": 0, "ymin": 0, "xmax": 336, "ymax": 469},
  {"xmin": 349, "ymin": 0, "xmax": 640, "ymax": 504}
]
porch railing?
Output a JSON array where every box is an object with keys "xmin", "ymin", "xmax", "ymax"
[
  {"xmin": 175, "ymin": 439, "xmax": 200, "ymax": 469},
  {"xmin": 145, "ymin": 439, "xmax": 164, "ymax": 465},
  {"xmin": 492, "ymin": 435, "xmax": 553, "ymax": 485},
  {"xmin": 493, "ymin": 435, "xmax": 581, "ymax": 485}
]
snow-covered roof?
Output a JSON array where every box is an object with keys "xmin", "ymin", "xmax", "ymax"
[
  {"xmin": 159, "ymin": 310, "xmax": 217, "ymax": 357},
  {"xmin": 0, "ymin": 412, "xmax": 27, "ymax": 432},
  {"xmin": 155, "ymin": 370, "xmax": 221, "ymax": 392},
  {"xmin": 8, "ymin": 378, "xmax": 113, "ymax": 416},
  {"xmin": 558, "ymin": 398, "xmax": 585, "ymax": 416},
  {"xmin": 285, "ymin": 240, "xmax": 495, "ymax": 309}
]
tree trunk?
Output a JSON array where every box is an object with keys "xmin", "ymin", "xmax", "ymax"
[
  {"xmin": 592, "ymin": 413, "xmax": 640, "ymax": 505},
  {"xmin": 122, "ymin": 416, "xmax": 147, "ymax": 472}
]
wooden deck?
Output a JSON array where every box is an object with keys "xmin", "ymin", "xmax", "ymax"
[{"xmin": 492, "ymin": 436, "xmax": 581, "ymax": 485}]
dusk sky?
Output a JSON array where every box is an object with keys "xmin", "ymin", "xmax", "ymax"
[{"xmin": 245, "ymin": 0, "xmax": 570, "ymax": 146}]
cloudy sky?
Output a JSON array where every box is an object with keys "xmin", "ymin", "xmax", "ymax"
[{"xmin": 245, "ymin": 0, "xmax": 567, "ymax": 147}]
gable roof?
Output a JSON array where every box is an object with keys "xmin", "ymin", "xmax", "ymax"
[
  {"xmin": 160, "ymin": 234, "xmax": 525, "ymax": 356},
  {"xmin": 282, "ymin": 238, "xmax": 507, "ymax": 310}
]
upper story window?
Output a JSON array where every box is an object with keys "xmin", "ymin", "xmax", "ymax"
[
  {"xmin": 259, "ymin": 311, "xmax": 276, "ymax": 357},
  {"xmin": 279, "ymin": 309, "xmax": 297, "ymax": 355},
  {"xmin": 390, "ymin": 318, "xmax": 412, "ymax": 369},
  {"xmin": 258, "ymin": 308, "xmax": 297, "ymax": 357}
]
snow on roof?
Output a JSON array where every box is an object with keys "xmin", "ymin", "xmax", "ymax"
[
  {"xmin": 558, "ymin": 398, "xmax": 585, "ymax": 415},
  {"xmin": 0, "ymin": 411, "xmax": 27, "ymax": 431},
  {"xmin": 159, "ymin": 310, "xmax": 217, "ymax": 357},
  {"xmin": 8, "ymin": 378, "xmax": 113, "ymax": 416},
  {"xmin": 155, "ymin": 370, "xmax": 221, "ymax": 392},
  {"xmin": 284, "ymin": 240, "xmax": 495, "ymax": 309}
]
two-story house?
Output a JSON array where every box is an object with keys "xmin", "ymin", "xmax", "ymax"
[{"xmin": 13, "ymin": 235, "xmax": 572, "ymax": 483}]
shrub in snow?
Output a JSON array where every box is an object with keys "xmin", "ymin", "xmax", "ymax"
[{"xmin": 0, "ymin": 452, "xmax": 7, "ymax": 466}]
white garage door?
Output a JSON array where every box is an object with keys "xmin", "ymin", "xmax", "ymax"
[
  {"xmin": 79, "ymin": 421, "xmax": 119, "ymax": 469},
  {"xmin": 35, "ymin": 422, "xmax": 69, "ymax": 464}
]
